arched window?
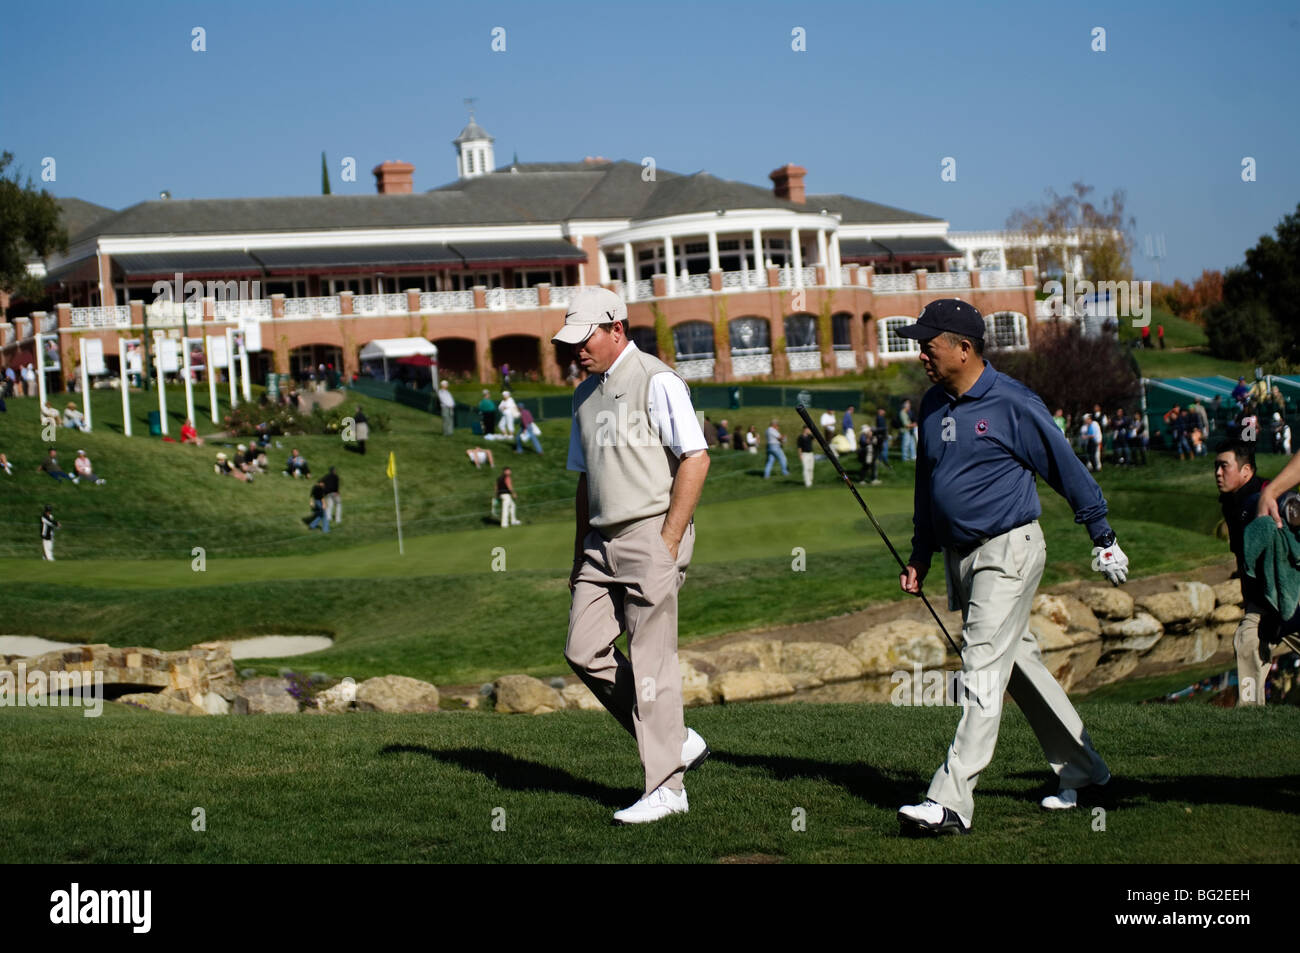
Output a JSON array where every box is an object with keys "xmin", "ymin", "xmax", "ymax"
[
  {"xmin": 986, "ymin": 311, "xmax": 1029, "ymax": 351},
  {"xmin": 878, "ymin": 316, "xmax": 921, "ymax": 355},
  {"xmin": 672, "ymin": 321, "xmax": 715, "ymax": 360},
  {"xmin": 629, "ymin": 325, "xmax": 658, "ymax": 358},
  {"xmin": 784, "ymin": 313, "xmax": 818, "ymax": 351},
  {"xmin": 832, "ymin": 312, "xmax": 853, "ymax": 350},
  {"xmin": 729, "ymin": 317, "xmax": 771, "ymax": 354}
]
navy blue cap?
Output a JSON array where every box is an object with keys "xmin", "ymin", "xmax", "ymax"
[{"xmin": 896, "ymin": 298, "xmax": 986, "ymax": 341}]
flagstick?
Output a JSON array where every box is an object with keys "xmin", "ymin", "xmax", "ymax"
[{"xmin": 392, "ymin": 472, "xmax": 404, "ymax": 555}]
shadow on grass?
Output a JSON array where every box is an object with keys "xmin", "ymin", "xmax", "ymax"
[
  {"xmin": 1001, "ymin": 771, "xmax": 1300, "ymax": 814},
  {"xmin": 712, "ymin": 751, "xmax": 915, "ymax": 809},
  {"xmin": 380, "ymin": 744, "xmax": 635, "ymax": 807}
]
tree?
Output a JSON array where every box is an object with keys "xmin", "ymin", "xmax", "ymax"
[
  {"xmin": 1006, "ymin": 182, "xmax": 1134, "ymax": 284},
  {"xmin": 1205, "ymin": 204, "xmax": 1300, "ymax": 363},
  {"xmin": 0, "ymin": 151, "xmax": 67, "ymax": 302},
  {"xmin": 321, "ymin": 151, "xmax": 331, "ymax": 195},
  {"xmin": 994, "ymin": 323, "xmax": 1141, "ymax": 423}
]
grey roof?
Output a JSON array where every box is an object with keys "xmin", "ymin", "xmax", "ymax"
[
  {"xmin": 839, "ymin": 236, "xmax": 960, "ymax": 260},
  {"xmin": 809, "ymin": 193, "xmax": 944, "ymax": 225},
  {"xmin": 453, "ymin": 119, "xmax": 493, "ymax": 143},
  {"xmin": 56, "ymin": 163, "xmax": 944, "ymax": 244},
  {"xmin": 58, "ymin": 197, "xmax": 117, "ymax": 239}
]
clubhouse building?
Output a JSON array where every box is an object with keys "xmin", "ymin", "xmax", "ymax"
[{"xmin": 4, "ymin": 116, "xmax": 1044, "ymax": 387}]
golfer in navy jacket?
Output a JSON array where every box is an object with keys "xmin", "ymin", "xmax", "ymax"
[{"xmin": 896, "ymin": 299, "xmax": 1127, "ymax": 835}]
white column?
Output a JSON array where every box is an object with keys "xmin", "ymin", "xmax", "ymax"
[
  {"xmin": 816, "ymin": 229, "xmax": 829, "ymax": 283},
  {"xmin": 154, "ymin": 333, "xmax": 169, "ymax": 436},
  {"xmin": 119, "ymin": 338, "xmax": 133, "ymax": 437},
  {"xmin": 965, "ymin": 248, "xmax": 976, "ymax": 270},
  {"xmin": 708, "ymin": 230, "xmax": 720, "ymax": 272},
  {"xmin": 240, "ymin": 341, "xmax": 251, "ymax": 402},
  {"xmin": 183, "ymin": 337, "xmax": 196, "ymax": 427},
  {"xmin": 35, "ymin": 333, "xmax": 47, "ymax": 409},
  {"xmin": 663, "ymin": 236, "xmax": 676, "ymax": 295},
  {"xmin": 622, "ymin": 242, "xmax": 636, "ymax": 301},
  {"xmin": 205, "ymin": 336, "xmax": 219, "ymax": 424},
  {"xmin": 225, "ymin": 328, "xmax": 238, "ymax": 408},
  {"xmin": 829, "ymin": 232, "xmax": 842, "ymax": 287},
  {"xmin": 751, "ymin": 228, "xmax": 764, "ymax": 271},
  {"xmin": 79, "ymin": 338, "xmax": 92, "ymax": 432},
  {"xmin": 598, "ymin": 248, "xmax": 610, "ymax": 285},
  {"xmin": 791, "ymin": 228, "xmax": 803, "ymax": 286},
  {"xmin": 998, "ymin": 246, "xmax": 1007, "ymax": 271}
]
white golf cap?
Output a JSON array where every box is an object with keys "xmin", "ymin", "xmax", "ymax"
[{"xmin": 551, "ymin": 287, "xmax": 627, "ymax": 345}]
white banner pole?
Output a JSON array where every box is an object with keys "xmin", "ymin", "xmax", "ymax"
[
  {"xmin": 225, "ymin": 327, "xmax": 237, "ymax": 409},
  {"xmin": 206, "ymin": 336, "xmax": 219, "ymax": 425},
  {"xmin": 35, "ymin": 332, "xmax": 47, "ymax": 409},
  {"xmin": 155, "ymin": 332, "xmax": 169, "ymax": 435},
  {"xmin": 79, "ymin": 338, "xmax": 92, "ymax": 432},
  {"xmin": 183, "ymin": 337, "xmax": 196, "ymax": 427},
  {"xmin": 119, "ymin": 338, "xmax": 132, "ymax": 438},
  {"xmin": 240, "ymin": 329, "xmax": 251, "ymax": 403}
]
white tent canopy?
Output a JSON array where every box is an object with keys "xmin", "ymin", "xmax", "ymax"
[
  {"xmin": 359, "ymin": 338, "xmax": 439, "ymax": 384},
  {"xmin": 359, "ymin": 338, "xmax": 438, "ymax": 361}
]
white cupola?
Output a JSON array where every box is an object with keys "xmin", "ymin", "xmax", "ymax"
[{"xmin": 453, "ymin": 111, "xmax": 495, "ymax": 180}]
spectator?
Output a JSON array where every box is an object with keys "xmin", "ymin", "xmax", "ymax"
[
  {"xmin": 820, "ymin": 408, "xmax": 836, "ymax": 445},
  {"xmin": 1112, "ymin": 409, "xmax": 1129, "ymax": 465},
  {"xmin": 1270, "ymin": 386, "xmax": 1287, "ymax": 418},
  {"xmin": 437, "ymin": 380, "xmax": 456, "ymax": 436},
  {"xmin": 63, "ymin": 402, "xmax": 89, "ymax": 432},
  {"xmin": 1053, "ymin": 407, "xmax": 1067, "ymax": 435},
  {"xmin": 1249, "ymin": 371, "xmax": 1269, "ymax": 407},
  {"xmin": 874, "ymin": 407, "xmax": 890, "ymax": 465},
  {"xmin": 0, "ymin": 452, "xmax": 11, "ymax": 475},
  {"xmin": 1175, "ymin": 409, "xmax": 1194, "ymax": 461},
  {"xmin": 22, "ymin": 364, "xmax": 36, "ymax": 396},
  {"xmin": 763, "ymin": 418, "xmax": 788, "ymax": 479},
  {"xmin": 39, "ymin": 449, "xmax": 77, "ymax": 483},
  {"xmin": 40, "ymin": 402, "xmax": 60, "ymax": 430},
  {"xmin": 1082, "ymin": 414, "xmax": 1103, "ymax": 471},
  {"xmin": 284, "ymin": 448, "xmax": 310, "ymax": 478},
  {"xmin": 215, "ymin": 451, "xmax": 249, "ymax": 482},
  {"xmin": 1210, "ymin": 394, "xmax": 1224, "ymax": 427},
  {"xmin": 745, "ymin": 425, "xmax": 758, "ymax": 454},
  {"xmin": 497, "ymin": 390, "xmax": 519, "ymax": 436},
  {"xmin": 842, "ymin": 405, "xmax": 855, "ymax": 436},
  {"xmin": 514, "ymin": 405, "xmax": 543, "ymax": 455},
  {"xmin": 731, "ymin": 426, "xmax": 746, "ymax": 452},
  {"xmin": 466, "ymin": 447, "xmax": 495, "ymax": 469},
  {"xmin": 501, "ymin": 363, "xmax": 512, "ymax": 388},
  {"xmin": 288, "ymin": 388, "xmax": 301, "ymax": 410},
  {"xmin": 1231, "ymin": 377, "xmax": 1250, "ymax": 409},
  {"xmin": 180, "ymin": 419, "xmax": 203, "ymax": 446},
  {"xmin": 478, "ymin": 390, "xmax": 497, "ymax": 434},
  {"xmin": 700, "ymin": 415, "xmax": 719, "ymax": 448},
  {"xmin": 1091, "ymin": 404, "xmax": 1109, "ymax": 430},
  {"xmin": 40, "ymin": 505, "xmax": 60, "ymax": 561},
  {"xmin": 797, "ymin": 425, "xmax": 816, "ymax": 487},
  {"xmin": 899, "ymin": 399, "xmax": 917, "ymax": 462},
  {"xmin": 857, "ymin": 425, "xmax": 880, "ymax": 485},
  {"xmin": 1273, "ymin": 413, "xmax": 1293, "ymax": 455},
  {"xmin": 1191, "ymin": 398, "xmax": 1209, "ymax": 436},
  {"xmin": 3, "ymin": 365, "xmax": 14, "ymax": 395},
  {"xmin": 829, "ymin": 428, "xmax": 854, "ymax": 456},
  {"xmin": 323, "ymin": 466, "xmax": 341, "ymax": 523},
  {"xmin": 566, "ymin": 359, "xmax": 580, "ymax": 386},
  {"xmin": 1140, "ymin": 325, "xmax": 1150, "ymax": 348},
  {"xmin": 496, "ymin": 466, "xmax": 521, "ymax": 527},
  {"xmin": 1157, "ymin": 324, "xmax": 1165, "ymax": 348},
  {"xmin": 1129, "ymin": 413, "xmax": 1148, "ymax": 465},
  {"xmin": 307, "ymin": 479, "xmax": 331, "ymax": 533},
  {"xmin": 73, "ymin": 450, "xmax": 105, "ymax": 485},
  {"xmin": 715, "ymin": 418, "xmax": 730, "ymax": 447},
  {"xmin": 353, "ymin": 407, "xmax": 369, "ymax": 455}
]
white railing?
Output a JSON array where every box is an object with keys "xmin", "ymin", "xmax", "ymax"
[
  {"xmin": 835, "ymin": 350, "xmax": 857, "ymax": 370},
  {"xmin": 634, "ymin": 279, "xmax": 654, "ymax": 300},
  {"xmin": 788, "ymin": 350, "xmax": 821, "ymax": 373},
  {"xmin": 548, "ymin": 285, "xmax": 580, "ymax": 307},
  {"xmin": 383, "ymin": 293, "xmax": 409, "ymax": 313},
  {"xmin": 927, "ymin": 271, "xmax": 971, "ymax": 290},
  {"xmin": 683, "ymin": 274, "xmax": 712, "ymax": 294},
  {"xmin": 283, "ymin": 296, "xmax": 342, "ymax": 317},
  {"xmin": 981, "ymin": 270, "xmax": 1026, "ymax": 288},
  {"xmin": 70, "ymin": 306, "xmax": 132, "ymax": 329},
  {"xmin": 419, "ymin": 290, "xmax": 474, "ymax": 311},
  {"xmin": 489, "ymin": 288, "xmax": 539, "ymax": 309},
  {"xmin": 840, "ymin": 266, "xmax": 853, "ymax": 284},
  {"xmin": 801, "ymin": 266, "xmax": 818, "ymax": 286},
  {"xmin": 731, "ymin": 351, "xmax": 773, "ymax": 377},
  {"xmin": 873, "ymin": 273, "xmax": 918, "ymax": 293},
  {"xmin": 212, "ymin": 298, "xmax": 272, "ymax": 319},
  {"xmin": 40, "ymin": 314, "xmax": 59, "ymax": 333},
  {"xmin": 674, "ymin": 358, "xmax": 715, "ymax": 380},
  {"xmin": 721, "ymin": 269, "xmax": 768, "ymax": 290},
  {"xmin": 352, "ymin": 294, "xmax": 386, "ymax": 314},
  {"xmin": 777, "ymin": 268, "xmax": 794, "ymax": 288}
]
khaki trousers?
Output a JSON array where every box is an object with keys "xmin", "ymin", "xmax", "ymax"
[
  {"xmin": 566, "ymin": 514, "xmax": 695, "ymax": 796},
  {"xmin": 1234, "ymin": 609, "xmax": 1300, "ymax": 706},
  {"xmin": 928, "ymin": 521, "xmax": 1109, "ymax": 820}
]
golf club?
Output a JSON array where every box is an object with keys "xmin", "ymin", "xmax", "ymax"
[{"xmin": 795, "ymin": 402, "xmax": 961, "ymax": 656}]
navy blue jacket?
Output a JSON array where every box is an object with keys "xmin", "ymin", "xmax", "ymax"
[{"xmin": 908, "ymin": 361, "xmax": 1113, "ymax": 571}]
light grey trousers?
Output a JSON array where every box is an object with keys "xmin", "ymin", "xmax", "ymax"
[
  {"xmin": 1234, "ymin": 609, "xmax": 1300, "ymax": 706},
  {"xmin": 565, "ymin": 515, "xmax": 695, "ymax": 796},
  {"xmin": 928, "ymin": 521, "xmax": 1109, "ymax": 820}
]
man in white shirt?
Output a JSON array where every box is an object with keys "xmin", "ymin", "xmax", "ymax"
[
  {"xmin": 437, "ymin": 379, "xmax": 456, "ymax": 436},
  {"xmin": 557, "ymin": 287, "xmax": 711, "ymax": 825}
]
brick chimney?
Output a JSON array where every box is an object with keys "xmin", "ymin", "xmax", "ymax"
[
  {"xmin": 769, "ymin": 163, "xmax": 807, "ymax": 204},
  {"xmin": 373, "ymin": 160, "xmax": 415, "ymax": 194}
]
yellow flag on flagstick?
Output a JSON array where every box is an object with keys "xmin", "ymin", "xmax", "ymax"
[{"xmin": 386, "ymin": 452, "xmax": 396, "ymax": 479}]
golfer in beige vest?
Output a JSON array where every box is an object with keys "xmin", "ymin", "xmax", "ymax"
[{"xmin": 556, "ymin": 287, "xmax": 711, "ymax": 825}]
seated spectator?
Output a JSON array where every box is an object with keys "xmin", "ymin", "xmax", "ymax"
[
  {"xmin": 73, "ymin": 450, "xmax": 106, "ymax": 485},
  {"xmin": 180, "ymin": 419, "xmax": 204, "ymax": 446},
  {"xmin": 62, "ymin": 403, "xmax": 89, "ymax": 431},
  {"xmin": 38, "ymin": 448, "xmax": 77, "ymax": 483},
  {"xmin": 40, "ymin": 402, "xmax": 60, "ymax": 429},
  {"xmin": 466, "ymin": 447, "xmax": 495, "ymax": 469},
  {"xmin": 215, "ymin": 451, "xmax": 249, "ymax": 482},
  {"xmin": 236, "ymin": 443, "xmax": 266, "ymax": 474},
  {"xmin": 716, "ymin": 418, "xmax": 730, "ymax": 447},
  {"xmin": 283, "ymin": 448, "xmax": 310, "ymax": 478},
  {"xmin": 1, "ymin": 452, "xmax": 12, "ymax": 475}
]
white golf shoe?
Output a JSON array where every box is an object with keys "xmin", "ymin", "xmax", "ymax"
[
  {"xmin": 1041, "ymin": 773, "xmax": 1111, "ymax": 811},
  {"xmin": 897, "ymin": 798, "xmax": 971, "ymax": 835},
  {"xmin": 682, "ymin": 727, "xmax": 710, "ymax": 771},
  {"xmin": 613, "ymin": 786, "xmax": 688, "ymax": 825}
]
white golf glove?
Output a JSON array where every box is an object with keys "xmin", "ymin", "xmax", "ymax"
[{"xmin": 1091, "ymin": 539, "xmax": 1129, "ymax": 586}]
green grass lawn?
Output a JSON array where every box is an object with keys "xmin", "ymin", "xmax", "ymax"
[{"xmin": 1, "ymin": 702, "xmax": 1294, "ymax": 863}]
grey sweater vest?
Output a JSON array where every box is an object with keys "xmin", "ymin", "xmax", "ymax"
[{"xmin": 575, "ymin": 346, "xmax": 684, "ymax": 537}]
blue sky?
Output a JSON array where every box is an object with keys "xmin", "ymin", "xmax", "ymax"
[{"xmin": 3, "ymin": 0, "xmax": 1297, "ymax": 282}]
